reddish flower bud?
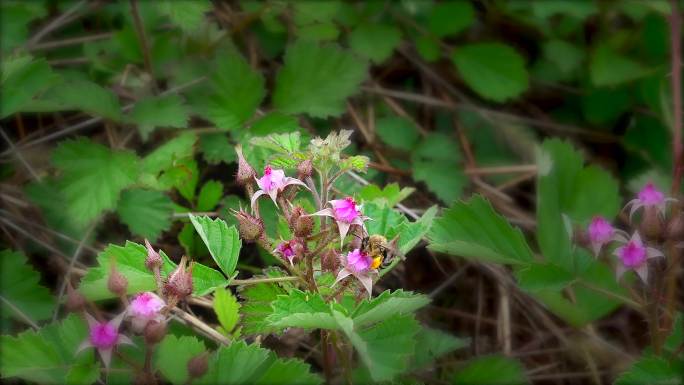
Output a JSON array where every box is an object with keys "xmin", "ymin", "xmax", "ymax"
[
  {"xmin": 232, "ymin": 208, "xmax": 264, "ymax": 242},
  {"xmin": 235, "ymin": 145, "xmax": 257, "ymax": 186},
  {"xmin": 640, "ymin": 206, "xmax": 663, "ymax": 241},
  {"xmin": 163, "ymin": 256, "xmax": 193, "ymax": 300},
  {"xmin": 107, "ymin": 261, "xmax": 128, "ymax": 297},
  {"xmin": 66, "ymin": 283, "xmax": 86, "ymax": 313},
  {"xmin": 297, "ymin": 159, "xmax": 313, "ymax": 180},
  {"xmin": 288, "ymin": 206, "xmax": 314, "ymax": 237},
  {"xmin": 321, "ymin": 248, "xmax": 340, "ymax": 272},
  {"xmin": 144, "ymin": 320, "xmax": 167, "ymax": 345},
  {"xmin": 144, "ymin": 239, "xmax": 163, "ymax": 272},
  {"xmin": 187, "ymin": 352, "xmax": 209, "ymax": 379}
]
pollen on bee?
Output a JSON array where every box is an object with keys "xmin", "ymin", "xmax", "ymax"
[{"xmin": 371, "ymin": 256, "xmax": 382, "ymax": 270}]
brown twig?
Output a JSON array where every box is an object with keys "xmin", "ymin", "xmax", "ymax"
[{"xmin": 129, "ymin": 0, "xmax": 157, "ymax": 92}]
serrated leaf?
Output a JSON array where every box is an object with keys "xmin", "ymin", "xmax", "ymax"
[
  {"xmin": 451, "ymin": 42, "xmax": 529, "ymax": 102},
  {"xmin": 451, "ymin": 354, "xmax": 528, "ymax": 385},
  {"xmin": 349, "ymin": 23, "xmax": 401, "ymax": 63},
  {"xmin": 590, "ymin": 44, "xmax": 647, "ymax": 87},
  {"xmin": 155, "ymin": 335, "xmax": 206, "ymax": 385},
  {"xmin": 52, "ymin": 138, "xmax": 139, "ymax": 225},
  {"xmin": 428, "ymin": 195, "xmax": 535, "ymax": 265},
  {"xmin": 40, "ymin": 79, "xmax": 122, "ymax": 121},
  {"xmin": 158, "ymin": 157, "xmax": 198, "ymax": 202},
  {"xmin": 213, "ymin": 288, "xmax": 240, "ymax": 335},
  {"xmin": 250, "ymin": 113, "xmax": 303, "ymax": 136},
  {"xmin": 189, "ymin": 214, "xmax": 241, "ymax": 277},
  {"xmin": 128, "ymin": 94, "xmax": 189, "ymax": 140},
  {"xmin": 141, "ymin": 133, "xmax": 196, "ymax": 176},
  {"xmin": 273, "ymin": 40, "xmax": 368, "ymax": 117},
  {"xmin": 197, "ymin": 180, "xmax": 224, "ymax": 212},
  {"xmin": 266, "ymin": 290, "xmax": 340, "ymax": 330},
  {"xmin": 0, "ymin": 55, "xmax": 59, "ymax": 118},
  {"xmin": 411, "ymin": 327, "xmax": 468, "ymax": 369},
  {"xmin": 515, "ymin": 263, "xmax": 575, "ymax": 292},
  {"xmin": 395, "ymin": 205, "xmax": 438, "ymax": 256},
  {"xmin": 250, "ymin": 131, "xmax": 302, "ymax": 154},
  {"xmin": 116, "ymin": 189, "xmax": 174, "ymax": 241},
  {"xmin": 200, "ymin": 133, "xmax": 235, "ymax": 165},
  {"xmin": 157, "ymin": 0, "xmax": 211, "ymax": 32},
  {"xmin": 359, "ymin": 183, "xmax": 415, "ymax": 207},
  {"xmin": 363, "ymin": 201, "xmax": 408, "ymax": 238},
  {"xmin": 0, "ymin": 249, "xmax": 54, "ymax": 323},
  {"xmin": 351, "ymin": 290, "xmax": 429, "ymax": 327},
  {"xmin": 0, "ymin": 314, "xmax": 93, "ymax": 384},
  {"xmin": 340, "ymin": 155, "xmax": 369, "ymax": 172},
  {"xmin": 239, "ymin": 270, "xmax": 289, "ymax": 335},
  {"xmin": 412, "ymin": 132, "xmax": 466, "ymax": 204},
  {"xmin": 614, "ymin": 355, "xmax": 682, "ymax": 385}
]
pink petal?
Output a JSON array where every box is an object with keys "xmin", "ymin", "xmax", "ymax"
[
  {"xmin": 334, "ymin": 269, "xmax": 352, "ymax": 286},
  {"xmin": 635, "ymin": 264, "xmax": 649, "ymax": 283},
  {"xmin": 283, "ymin": 177, "xmax": 309, "ymax": 190},
  {"xmin": 336, "ymin": 221, "xmax": 351, "ymax": 246}
]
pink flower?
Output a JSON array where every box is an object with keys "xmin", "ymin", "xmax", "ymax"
[
  {"xmin": 587, "ymin": 216, "xmax": 616, "ymax": 255},
  {"xmin": 625, "ymin": 183, "xmax": 674, "ymax": 220},
  {"xmin": 77, "ymin": 312, "xmax": 133, "ymax": 368},
  {"xmin": 250, "ymin": 166, "xmax": 307, "ymax": 211},
  {"xmin": 128, "ymin": 292, "xmax": 165, "ymax": 332},
  {"xmin": 274, "ymin": 239, "xmax": 302, "ymax": 266},
  {"xmin": 613, "ymin": 232, "xmax": 663, "ymax": 282},
  {"xmin": 311, "ymin": 197, "xmax": 370, "ymax": 245},
  {"xmin": 333, "ymin": 249, "xmax": 376, "ymax": 297}
]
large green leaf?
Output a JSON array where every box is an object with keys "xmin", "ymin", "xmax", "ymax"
[
  {"xmin": 157, "ymin": 0, "xmax": 211, "ymax": 32},
  {"xmin": 188, "ymin": 214, "xmax": 241, "ymax": 278},
  {"xmin": 52, "ymin": 138, "xmax": 139, "ymax": 225},
  {"xmin": 141, "ymin": 133, "xmax": 197, "ymax": 177},
  {"xmin": 428, "ymin": 195, "xmax": 535, "ymax": 265},
  {"xmin": 39, "ymin": 79, "xmax": 122, "ymax": 121},
  {"xmin": 213, "ymin": 288, "xmax": 240, "ymax": 335},
  {"xmin": 590, "ymin": 44, "xmax": 647, "ymax": 87},
  {"xmin": 351, "ymin": 290, "xmax": 430, "ymax": 327},
  {"xmin": 614, "ymin": 355, "xmax": 683, "ymax": 385},
  {"xmin": 127, "ymin": 94, "xmax": 189, "ymax": 140},
  {"xmin": 155, "ymin": 335, "xmax": 207, "ymax": 385},
  {"xmin": 273, "ymin": 40, "xmax": 368, "ymax": 118},
  {"xmin": 375, "ymin": 116, "xmax": 420, "ymax": 151},
  {"xmin": 0, "ymin": 314, "xmax": 94, "ymax": 384},
  {"xmin": 348, "ymin": 23, "xmax": 401, "ymax": 63},
  {"xmin": 238, "ymin": 269, "xmax": 289, "ymax": 335},
  {"xmin": 0, "ymin": 55, "xmax": 59, "ymax": 118},
  {"xmin": 0, "ymin": 250, "xmax": 54, "ymax": 323},
  {"xmin": 427, "ymin": 1, "xmax": 475, "ymax": 37},
  {"xmin": 411, "ymin": 133, "xmax": 466, "ymax": 204},
  {"xmin": 266, "ymin": 290, "xmax": 341, "ymax": 331},
  {"xmin": 451, "ymin": 354, "xmax": 528, "ymax": 385},
  {"xmin": 411, "ymin": 327, "xmax": 469, "ymax": 370},
  {"xmin": 116, "ymin": 189, "xmax": 174, "ymax": 241},
  {"xmin": 451, "ymin": 43, "xmax": 529, "ymax": 102}
]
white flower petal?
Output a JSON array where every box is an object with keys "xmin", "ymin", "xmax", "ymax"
[
  {"xmin": 250, "ymin": 190, "xmax": 266, "ymax": 211},
  {"xmin": 635, "ymin": 264, "xmax": 649, "ymax": 283},
  {"xmin": 333, "ymin": 269, "xmax": 352, "ymax": 286}
]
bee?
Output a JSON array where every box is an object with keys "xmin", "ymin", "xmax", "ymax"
[{"xmin": 360, "ymin": 234, "xmax": 400, "ymax": 270}]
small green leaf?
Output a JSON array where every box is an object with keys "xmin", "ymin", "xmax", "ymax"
[
  {"xmin": 157, "ymin": 0, "xmax": 211, "ymax": 32},
  {"xmin": 239, "ymin": 269, "xmax": 289, "ymax": 335},
  {"xmin": 155, "ymin": 335, "xmax": 206, "ymax": 385},
  {"xmin": 359, "ymin": 183, "xmax": 414, "ymax": 207},
  {"xmin": 213, "ymin": 288, "xmax": 240, "ymax": 335},
  {"xmin": 266, "ymin": 290, "xmax": 340, "ymax": 331},
  {"xmin": 614, "ymin": 355, "xmax": 682, "ymax": 385},
  {"xmin": 427, "ymin": 1, "xmax": 474, "ymax": 37},
  {"xmin": 352, "ymin": 290, "xmax": 430, "ymax": 327},
  {"xmin": 375, "ymin": 116, "xmax": 420, "ymax": 151},
  {"xmin": 0, "ymin": 55, "xmax": 59, "ymax": 118},
  {"xmin": 451, "ymin": 355, "xmax": 528, "ymax": 385},
  {"xmin": 411, "ymin": 327, "xmax": 469, "ymax": 369},
  {"xmin": 0, "ymin": 249, "xmax": 54, "ymax": 323},
  {"xmin": 340, "ymin": 155, "xmax": 369, "ymax": 173},
  {"xmin": 189, "ymin": 214, "xmax": 241, "ymax": 277},
  {"xmin": 590, "ymin": 44, "xmax": 647, "ymax": 87},
  {"xmin": 348, "ymin": 23, "xmax": 401, "ymax": 63},
  {"xmin": 141, "ymin": 133, "xmax": 196, "ymax": 177},
  {"xmin": 128, "ymin": 94, "xmax": 189, "ymax": 140},
  {"xmin": 542, "ymin": 39, "xmax": 585, "ymax": 75},
  {"xmin": 412, "ymin": 132, "xmax": 466, "ymax": 204},
  {"xmin": 451, "ymin": 42, "xmax": 529, "ymax": 102},
  {"xmin": 200, "ymin": 133, "xmax": 235, "ymax": 165},
  {"xmin": 116, "ymin": 189, "xmax": 174, "ymax": 241},
  {"xmin": 273, "ymin": 40, "xmax": 368, "ymax": 118},
  {"xmin": 158, "ymin": 158, "xmax": 198, "ymax": 202},
  {"xmin": 197, "ymin": 180, "xmax": 224, "ymax": 212}
]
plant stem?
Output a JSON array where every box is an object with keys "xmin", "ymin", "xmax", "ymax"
[
  {"xmin": 229, "ymin": 276, "xmax": 299, "ymax": 286},
  {"xmin": 129, "ymin": 0, "xmax": 157, "ymax": 92}
]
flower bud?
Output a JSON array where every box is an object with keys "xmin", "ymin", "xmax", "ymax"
[
  {"xmin": 235, "ymin": 145, "xmax": 257, "ymax": 186},
  {"xmin": 232, "ymin": 209, "xmax": 264, "ymax": 242},
  {"xmin": 321, "ymin": 248, "xmax": 340, "ymax": 272},
  {"xmin": 144, "ymin": 239, "xmax": 163, "ymax": 272},
  {"xmin": 144, "ymin": 320, "xmax": 167, "ymax": 345},
  {"xmin": 640, "ymin": 206, "xmax": 663, "ymax": 241},
  {"xmin": 187, "ymin": 352, "xmax": 209, "ymax": 379},
  {"xmin": 297, "ymin": 159, "xmax": 313, "ymax": 180},
  {"xmin": 666, "ymin": 212, "xmax": 684, "ymax": 241},
  {"xmin": 163, "ymin": 256, "xmax": 193, "ymax": 301},
  {"xmin": 288, "ymin": 206, "xmax": 314, "ymax": 237},
  {"xmin": 65, "ymin": 283, "xmax": 86, "ymax": 313},
  {"xmin": 108, "ymin": 261, "xmax": 128, "ymax": 297}
]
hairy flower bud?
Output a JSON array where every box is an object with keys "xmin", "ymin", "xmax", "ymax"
[
  {"xmin": 144, "ymin": 239, "xmax": 163, "ymax": 272},
  {"xmin": 235, "ymin": 145, "xmax": 257, "ymax": 186},
  {"xmin": 288, "ymin": 206, "xmax": 314, "ymax": 237},
  {"xmin": 144, "ymin": 320, "xmax": 167, "ymax": 345},
  {"xmin": 107, "ymin": 261, "xmax": 128, "ymax": 297},
  {"xmin": 667, "ymin": 212, "xmax": 684, "ymax": 241},
  {"xmin": 297, "ymin": 159, "xmax": 313, "ymax": 180},
  {"xmin": 66, "ymin": 283, "xmax": 86, "ymax": 313},
  {"xmin": 232, "ymin": 209, "xmax": 264, "ymax": 242},
  {"xmin": 321, "ymin": 248, "xmax": 340, "ymax": 272},
  {"xmin": 640, "ymin": 206, "xmax": 663, "ymax": 241},
  {"xmin": 187, "ymin": 352, "xmax": 209, "ymax": 379},
  {"xmin": 163, "ymin": 256, "xmax": 193, "ymax": 301}
]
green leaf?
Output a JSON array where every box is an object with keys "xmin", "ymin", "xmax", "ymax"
[
  {"xmin": 395, "ymin": 205, "xmax": 438, "ymax": 256},
  {"xmin": 198, "ymin": 50, "xmax": 265, "ymax": 130},
  {"xmin": 335, "ymin": 312, "xmax": 419, "ymax": 382},
  {"xmin": 297, "ymin": 23, "xmax": 339, "ymax": 42},
  {"xmin": 590, "ymin": 44, "xmax": 647, "ymax": 87},
  {"xmin": 412, "ymin": 132, "xmax": 466, "ymax": 204},
  {"xmin": 239, "ymin": 269, "xmax": 289, "ymax": 335},
  {"xmin": 200, "ymin": 133, "xmax": 235, "ymax": 165},
  {"xmin": 451, "ymin": 355, "xmax": 528, "ymax": 385},
  {"xmin": 0, "ymin": 55, "xmax": 59, "ymax": 118},
  {"xmin": 266, "ymin": 290, "xmax": 341, "ymax": 330},
  {"xmin": 128, "ymin": 94, "xmax": 189, "ymax": 140},
  {"xmin": 414, "ymin": 35, "xmax": 441, "ymax": 62},
  {"xmin": 189, "ymin": 214, "xmax": 241, "ymax": 277},
  {"xmin": 65, "ymin": 359, "xmax": 100, "ymax": 385},
  {"xmin": 411, "ymin": 327, "xmax": 469, "ymax": 369},
  {"xmin": 363, "ymin": 202, "xmax": 408, "ymax": 238},
  {"xmin": 293, "ymin": 1, "xmax": 340, "ymax": 25},
  {"xmin": 359, "ymin": 183, "xmax": 414, "ymax": 207},
  {"xmin": 427, "ymin": 1, "xmax": 475, "ymax": 37},
  {"xmin": 515, "ymin": 263, "xmax": 574, "ymax": 292},
  {"xmin": 614, "ymin": 355, "xmax": 683, "ymax": 385},
  {"xmin": 197, "ymin": 180, "xmax": 224, "ymax": 212},
  {"xmin": 1, "ymin": 314, "xmax": 93, "ymax": 384},
  {"xmin": 116, "ymin": 189, "xmax": 174, "ymax": 241},
  {"xmin": 141, "ymin": 133, "xmax": 196, "ymax": 176},
  {"xmin": 1, "ymin": 3, "xmax": 47, "ymax": 53},
  {"xmin": 158, "ymin": 158, "xmax": 198, "ymax": 202},
  {"xmin": 340, "ymin": 155, "xmax": 369, "ymax": 173},
  {"xmin": 428, "ymin": 195, "xmax": 535, "ymax": 265},
  {"xmin": 53, "ymin": 138, "xmax": 139, "ymax": 225},
  {"xmin": 375, "ymin": 116, "xmax": 420, "ymax": 151},
  {"xmin": 348, "ymin": 23, "xmax": 401, "ymax": 63},
  {"xmin": 155, "ymin": 335, "xmax": 206, "ymax": 385},
  {"xmin": 542, "ymin": 39, "xmax": 585, "ymax": 75},
  {"xmin": 250, "ymin": 113, "xmax": 303, "ymax": 136},
  {"xmin": 157, "ymin": 0, "xmax": 211, "ymax": 32},
  {"xmin": 199, "ymin": 341, "xmax": 321, "ymax": 385},
  {"xmin": 0, "ymin": 249, "xmax": 54, "ymax": 323},
  {"xmin": 273, "ymin": 40, "xmax": 368, "ymax": 118},
  {"xmin": 213, "ymin": 288, "xmax": 240, "ymax": 335},
  {"xmin": 451, "ymin": 42, "xmax": 529, "ymax": 102},
  {"xmin": 351, "ymin": 290, "xmax": 430, "ymax": 327},
  {"xmin": 40, "ymin": 79, "xmax": 122, "ymax": 121}
]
